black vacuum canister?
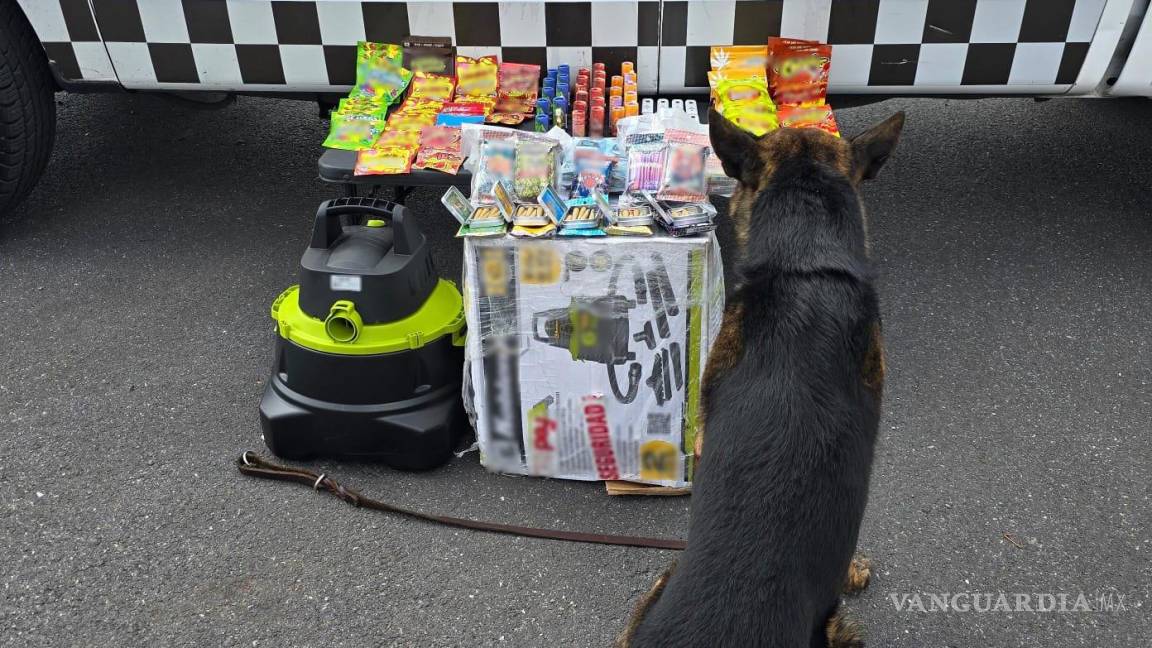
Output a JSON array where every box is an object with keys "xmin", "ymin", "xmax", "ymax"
[{"xmin": 259, "ymin": 197, "xmax": 469, "ymax": 470}]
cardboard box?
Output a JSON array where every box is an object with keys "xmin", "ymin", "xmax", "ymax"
[{"xmin": 463, "ymin": 234, "xmax": 724, "ymax": 487}]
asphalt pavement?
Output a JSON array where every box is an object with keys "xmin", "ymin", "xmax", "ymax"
[{"xmin": 1, "ymin": 91, "xmax": 1149, "ymax": 648}]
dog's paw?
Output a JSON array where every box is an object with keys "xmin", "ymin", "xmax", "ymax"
[
  {"xmin": 843, "ymin": 555, "xmax": 871, "ymax": 594},
  {"xmin": 826, "ymin": 610, "xmax": 864, "ymax": 648}
]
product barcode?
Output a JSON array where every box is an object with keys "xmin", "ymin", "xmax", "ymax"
[{"xmin": 646, "ymin": 413, "xmax": 672, "ymax": 436}]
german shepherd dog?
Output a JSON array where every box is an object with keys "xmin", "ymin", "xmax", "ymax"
[{"xmin": 618, "ymin": 109, "xmax": 905, "ymax": 648}]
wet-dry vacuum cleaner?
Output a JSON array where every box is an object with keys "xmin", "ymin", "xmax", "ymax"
[{"xmin": 259, "ymin": 197, "xmax": 468, "ymax": 469}]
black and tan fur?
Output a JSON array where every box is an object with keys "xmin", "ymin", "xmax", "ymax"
[{"xmin": 619, "ymin": 109, "xmax": 904, "ymax": 648}]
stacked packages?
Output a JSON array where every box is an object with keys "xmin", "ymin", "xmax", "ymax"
[
  {"xmin": 442, "ymin": 110, "xmax": 722, "ymax": 240},
  {"xmin": 709, "ymin": 38, "xmax": 839, "ymax": 137},
  {"xmin": 323, "ymin": 42, "xmax": 543, "ymax": 176}
]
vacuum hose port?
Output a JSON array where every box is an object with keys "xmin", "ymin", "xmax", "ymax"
[{"xmin": 324, "ymin": 301, "xmax": 363, "ymax": 343}]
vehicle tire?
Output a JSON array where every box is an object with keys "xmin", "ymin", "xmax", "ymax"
[{"xmin": 0, "ymin": 1, "xmax": 56, "ymax": 217}]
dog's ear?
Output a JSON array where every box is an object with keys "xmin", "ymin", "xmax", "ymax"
[
  {"xmin": 850, "ymin": 111, "xmax": 905, "ymax": 182},
  {"xmin": 709, "ymin": 108, "xmax": 763, "ymax": 186}
]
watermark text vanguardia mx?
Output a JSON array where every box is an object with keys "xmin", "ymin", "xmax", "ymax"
[{"xmin": 889, "ymin": 588, "xmax": 1136, "ymax": 613}]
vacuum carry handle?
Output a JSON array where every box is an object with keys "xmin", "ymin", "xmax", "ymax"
[{"xmin": 309, "ymin": 197, "xmax": 422, "ymax": 255}]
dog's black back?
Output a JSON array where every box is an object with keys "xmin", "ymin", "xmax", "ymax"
[{"xmin": 625, "ymin": 113, "xmax": 903, "ymax": 647}]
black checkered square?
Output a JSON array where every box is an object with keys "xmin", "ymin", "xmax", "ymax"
[
  {"xmin": 1056, "ymin": 42, "xmax": 1089, "ymax": 85},
  {"xmin": 60, "ymin": 0, "xmax": 100, "ymax": 41},
  {"xmin": 683, "ymin": 46, "xmax": 710, "ymax": 89},
  {"xmin": 453, "ymin": 3, "xmax": 500, "ymax": 47},
  {"xmin": 42, "ymin": 42, "xmax": 82, "ymax": 79},
  {"xmin": 733, "ymin": 1, "xmax": 783, "ymax": 46},
  {"xmin": 546, "ymin": 2, "xmax": 592, "ymax": 47},
  {"xmin": 661, "ymin": 1, "xmax": 688, "ymax": 47},
  {"xmin": 183, "ymin": 0, "xmax": 232, "ymax": 44},
  {"xmin": 828, "ymin": 0, "xmax": 880, "ymax": 45},
  {"xmin": 637, "ymin": 1, "xmax": 660, "ymax": 47},
  {"xmin": 272, "ymin": 1, "xmax": 322, "ymax": 45},
  {"xmin": 149, "ymin": 43, "xmax": 198, "ymax": 83},
  {"xmin": 870, "ymin": 44, "xmax": 920, "ymax": 85},
  {"xmin": 963, "ymin": 43, "xmax": 1016, "ymax": 85},
  {"xmin": 324, "ymin": 45, "xmax": 358, "ymax": 86},
  {"xmin": 923, "ymin": 0, "xmax": 978, "ymax": 44},
  {"xmin": 91, "ymin": 0, "xmax": 145, "ymax": 42},
  {"xmin": 1019, "ymin": 0, "xmax": 1077, "ymax": 43},
  {"xmin": 363, "ymin": 3, "xmax": 411, "ymax": 44},
  {"xmin": 236, "ymin": 45, "xmax": 286, "ymax": 85}
]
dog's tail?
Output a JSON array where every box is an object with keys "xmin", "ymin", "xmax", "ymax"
[{"xmin": 825, "ymin": 605, "xmax": 864, "ymax": 648}]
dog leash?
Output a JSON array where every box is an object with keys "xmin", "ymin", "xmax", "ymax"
[{"xmin": 237, "ymin": 452, "xmax": 687, "ymax": 550}]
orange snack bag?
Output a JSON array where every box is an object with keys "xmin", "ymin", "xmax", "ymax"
[
  {"xmin": 408, "ymin": 72, "xmax": 455, "ymax": 101},
  {"xmin": 710, "ymin": 45, "xmax": 768, "ymax": 73},
  {"xmin": 455, "ymin": 55, "xmax": 499, "ymax": 98},
  {"xmin": 777, "ymin": 104, "xmax": 840, "ymax": 137},
  {"xmin": 767, "ymin": 37, "xmax": 831, "ymax": 106}
]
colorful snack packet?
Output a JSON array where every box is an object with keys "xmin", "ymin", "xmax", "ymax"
[
  {"xmin": 354, "ymin": 146, "xmax": 416, "ymax": 175},
  {"xmin": 355, "ymin": 42, "xmax": 412, "ymax": 103},
  {"xmin": 723, "ymin": 101, "xmax": 779, "ymax": 136},
  {"xmin": 777, "ymin": 103, "xmax": 841, "ymax": 137},
  {"xmin": 709, "ymin": 45, "xmax": 768, "ymax": 73},
  {"xmin": 513, "ymin": 139, "xmax": 556, "ymax": 201},
  {"xmin": 439, "ymin": 101, "xmax": 488, "ymax": 115},
  {"xmin": 323, "ymin": 113, "xmax": 384, "ymax": 150},
  {"xmin": 437, "ymin": 113, "xmax": 486, "ymax": 126},
  {"xmin": 486, "ymin": 112, "xmax": 526, "ymax": 125},
  {"xmin": 418, "ymin": 125, "xmax": 461, "ymax": 151},
  {"xmin": 471, "ymin": 136, "xmax": 517, "ymax": 204},
  {"xmin": 710, "ymin": 73, "xmax": 778, "ymax": 135},
  {"xmin": 413, "ymin": 152, "xmax": 464, "ymax": 174},
  {"xmin": 657, "ymin": 130, "xmax": 711, "ymax": 203},
  {"xmin": 455, "ymin": 55, "xmax": 499, "ymax": 99},
  {"xmin": 337, "ymin": 94, "xmax": 390, "ymax": 117},
  {"xmin": 495, "ymin": 62, "xmax": 542, "ymax": 115},
  {"xmin": 408, "ymin": 73, "xmax": 455, "ymax": 102},
  {"xmin": 359, "ymin": 41, "xmax": 402, "ymax": 65},
  {"xmin": 375, "ymin": 128, "xmax": 422, "ymax": 148},
  {"xmin": 767, "ymin": 37, "xmax": 831, "ymax": 106}
]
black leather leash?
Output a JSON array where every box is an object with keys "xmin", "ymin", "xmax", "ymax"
[{"xmin": 238, "ymin": 452, "xmax": 687, "ymax": 550}]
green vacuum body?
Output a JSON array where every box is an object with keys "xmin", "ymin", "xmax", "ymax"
[{"xmin": 259, "ymin": 197, "xmax": 469, "ymax": 470}]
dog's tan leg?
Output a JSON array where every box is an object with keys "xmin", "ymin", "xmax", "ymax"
[
  {"xmin": 843, "ymin": 554, "xmax": 871, "ymax": 595},
  {"xmin": 697, "ymin": 302, "xmax": 746, "ymax": 459},
  {"xmin": 616, "ymin": 563, "xmax": 676, "ymax": 648},
  {"xmin": 826, "ymin": 608, "xmax": 864, "ymax": 648}
]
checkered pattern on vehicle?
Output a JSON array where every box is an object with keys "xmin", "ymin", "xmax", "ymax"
[
  {"xmin": 659, "ymin": 0, "xmax": 1105, "ymax": 92},
  {"xmin": 19, "ymin": 0, "xmax": 1107, "ymax": 94}
]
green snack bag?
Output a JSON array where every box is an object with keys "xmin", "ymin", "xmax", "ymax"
[
  {"xmin": 355, "ymin": 41, "xmax": 411, "ymax": 103},
  {"xmin": 323, "ymin": 113, "xmax": 383, "ymax": 151}
]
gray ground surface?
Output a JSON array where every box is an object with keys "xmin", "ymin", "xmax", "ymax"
[{"xmin": 1, "ymin": 93, "xmax": 1149, "ymax": 648}]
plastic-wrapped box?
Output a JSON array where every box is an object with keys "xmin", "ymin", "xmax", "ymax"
[{"xmin": 463, "ymin": 234, "xmax": 724, "ymax": 487}]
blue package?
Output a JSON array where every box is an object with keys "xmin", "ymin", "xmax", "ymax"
[{"xmin": 436, "ymin": 113, "xmax": 485, "ymax": 126}]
